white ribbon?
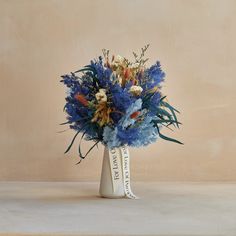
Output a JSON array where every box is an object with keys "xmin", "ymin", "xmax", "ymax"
[
  {"xmin": 108, "ymin": 145, "xmax": 139, "ymax": 199},
  {"xmin": 108, "ymin": 147, "xmax": 122, "ymax": 193},
  {"xmin": 120, "ymin": 146, "xmax": 139, "ymax": 199}
]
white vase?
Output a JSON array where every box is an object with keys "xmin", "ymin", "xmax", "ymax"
[
  {"xmin": 99, "ymin": 145, "xmax": 139, "ymax": 199},
  {"xmin": 99, "ymin": 146, "xmax": 125, "ymax": 198}
]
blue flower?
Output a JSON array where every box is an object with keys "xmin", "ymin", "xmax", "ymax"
[
  {"xmin": 110, "ymin": 83, "xmax": 134, "ymax": 113},
  {"xmin": 130, "ymin": 114, "xmax": 158, "ymax": 147},
  {"xmin": 103, "ymin": 126, "xmax": 121, "ymax": 148},
  {"xmin": 147, "ymin": 61, "xmax": 165, "ymax": 85},
  {"xmin": 119, "ymin": 99, "xmax": 142, "ymax": 129},
  {"xmin": 140, "ymin": 61, "xmax": 165, "ymax": 93},
  {"xmin": 61, "ymin": 50, "xmax": 180, "ymax": 157}
]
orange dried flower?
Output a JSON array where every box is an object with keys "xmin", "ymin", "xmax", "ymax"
[
  {"xmin": 124, "ymin": 68, "xmax": 130, "ymax": 79},
  {"xmin": 130, "ymin": 111, "xmax": 140, "ymax": 119},
  {"xmin": 74, "ymin": 93, "xmax": 88, "ymax": 107}
]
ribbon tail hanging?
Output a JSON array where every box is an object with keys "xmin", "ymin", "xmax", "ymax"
[{"xmin": 120, "ymin": 146, "xmax": 139, "ymax": 199}]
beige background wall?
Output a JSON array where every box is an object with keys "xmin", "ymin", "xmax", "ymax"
[{"xmin": 0, "ymin": 0, "xmax": 235, "ymax": 181}]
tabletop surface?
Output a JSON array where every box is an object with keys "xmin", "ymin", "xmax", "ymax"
[{"xmin": 0, "ymin": 181, "xmax": 236, "ymax": 236}]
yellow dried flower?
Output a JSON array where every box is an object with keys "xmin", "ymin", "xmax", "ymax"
[{"xmin": 91, "ymin": 102, "xmax": 114, "ymax": 127}]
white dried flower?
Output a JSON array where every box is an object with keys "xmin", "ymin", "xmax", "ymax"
[
  {"xmin": 95, "ymin": 89, "xmax": 107, "ymax": 102},
  {"xmin": 129, "ymin": 85, "xmax": 143, "ymax": 96},
  {"xmin": 112, "ymin": 55, "xmax": 124, "ymax": 66},
  {"xmin": 130, "ymin": 63, "xmax": 140, "ymax": 69}
]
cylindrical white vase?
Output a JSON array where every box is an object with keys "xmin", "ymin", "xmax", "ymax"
[{"xmin": 99, "ymin": 146, "xmax": 125, "ymax": 198}]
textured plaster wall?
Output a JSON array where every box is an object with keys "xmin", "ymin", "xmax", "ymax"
[{"xmin": 0, "ymin": 0, "xmax": 235, "ymax": 181}]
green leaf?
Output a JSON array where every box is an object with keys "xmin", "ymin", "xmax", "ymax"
[
  {"xmin": 156, "ymin": 108, "xmax": 173, "ymax": 120},
  {"xmin": 85, "ymin": 140, "xmax": 100, "ymax": 157},
  {"xmin": 161, "ymin": 101, "xmax": 180, "ymax": 113},
  {"xmin": 160, "ymin": 96, "xmax": 167, "ymax": 102},
  {"xmin": 155, "ymin": 119, "xmax": 182, "ymax": 125},
  {"xmin": 60, "ymin": 121, "xmax": 71, "ymax": 125},
  {"xmin": 78, "ymin": 132, "xmax": 86, "ymax": 159},
  {"xmin": 157, "ymin": 127, "xmax": 183, "ymax": 145},
  {"xmin": 74, "ymin": 65, "xmax": 99, "ymax": 90},
  {"xmin": 78, "ymin": 132, "xmax": 100, "ymax": 162},
  {"xmin": 74, "ymin": 66, "xmax": 94, "ymax": 74},
  {"xmin": 64, "ymin": 131, "xmax": 80, "ymax": 154},
  {"xmin": 161, "ymin": 101, "xmax": 180, "ymax": 128},
  {"xmin": 64, "ymin": 122, "xmax": 90, "ymax": 154},
  {"xmin": 63, "ymin": 104, "xmax": 66, "ymax": 112},
  {"xmin": 76, "ymin": 140, "xmax": 100, "ymax": 165}
]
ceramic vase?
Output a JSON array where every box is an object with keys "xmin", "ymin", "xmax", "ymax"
[{"xmin": 99, "ymin": 146, "xmax": 125, "ymax": 198}]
